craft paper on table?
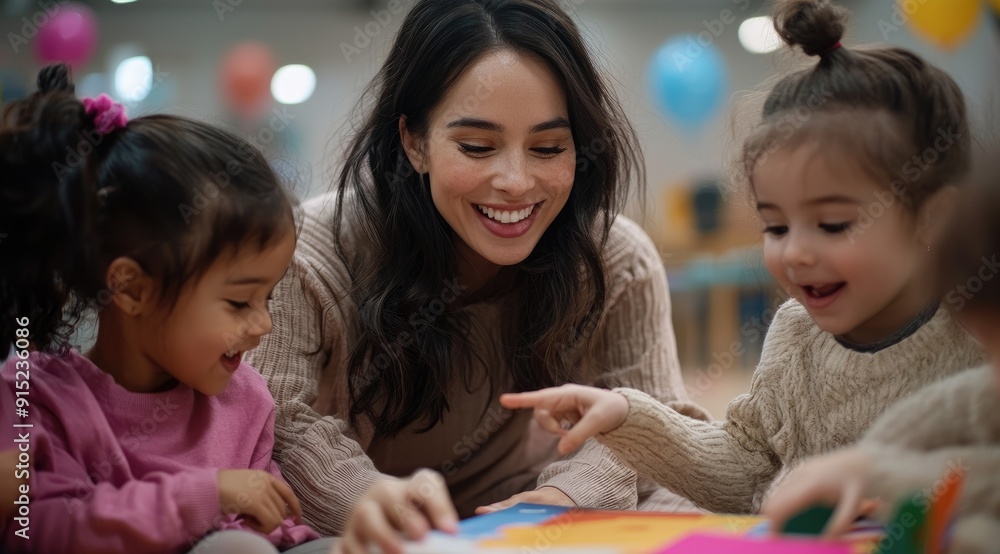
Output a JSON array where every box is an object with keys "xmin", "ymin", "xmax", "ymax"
[
  {"xmin": 403, "ymin": 503, "xmax": 881, "ymax": 554},
  {"xmin": 405, "ymin": 504, "xmax": 759, "ymax": 553},
  {"xmin": 655, "ymin": 533, "xmax": 854, "ymax": 554}
]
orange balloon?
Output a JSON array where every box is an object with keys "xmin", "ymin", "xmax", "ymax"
[
  {"xmin": 992, "ymin": 0, "xmax": 1000, "ymax": 14},
  {"xmin": 902, "ymin": 0, "xmax": 981, "ymax": 49},
  {"xmin": 220, "ymin": 42, "xmax": 277, "ymax": 117}
]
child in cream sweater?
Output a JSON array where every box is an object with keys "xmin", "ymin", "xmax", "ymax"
[
  {"xmin": 499, "ymin": 0, "xmax": 984, "ymax": 515},
  {"xmin": 763, "ymin": 160, "xmax": 1000, "ymax": 554}
]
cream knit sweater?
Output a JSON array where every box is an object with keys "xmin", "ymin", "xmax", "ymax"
[
  {"xmin": 246, "ymin": 192, "xmax": 706, "ymax": 535},
  {"xmin": 859, "ymin": 365, "xmax": 1000, "ymax": 554},
  {"xmin": 598, "ymin": 299, "xmax": 983, "ymax": 514}
]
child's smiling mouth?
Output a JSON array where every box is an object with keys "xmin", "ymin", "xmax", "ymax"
[
  {"xmin": 800, "ymin": 282, "xmax": 846, "ymax": 310},
  {"xmin": 804, "ymin": 283, "xmax": 845, "ymax": 298}
]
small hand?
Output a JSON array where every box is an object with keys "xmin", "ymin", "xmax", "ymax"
[
  {"xmin": 500, "ymin": 384, "xmax": 630, "ymax": 455},
  {"xmin": 217, "ymin": 469, "xmax": 302, "ymax": 534},
  {"xmin": 762, "ymin": 448, "xmax": 874, "ymax": 538},
  {"xmin": 337, "ymin": 469, "xmax": 458, "ymax": 554},
  {"xmin": 474, "ymin": 486, "xmax": 576, "ymax": 515}
]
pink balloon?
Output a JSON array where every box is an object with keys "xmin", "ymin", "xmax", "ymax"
[{"xmin": 36, "ymin": 3, "xmax": 98, "ymax": 69}]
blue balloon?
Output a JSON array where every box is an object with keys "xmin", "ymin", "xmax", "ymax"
[{"xmin": 648, "ymin": 35, "xmax": 728, "ymax": 131}]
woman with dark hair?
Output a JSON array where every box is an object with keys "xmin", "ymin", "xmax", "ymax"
[{"xmin": 247, "ymin": 0, "xmax": 705, "ymax": 536}]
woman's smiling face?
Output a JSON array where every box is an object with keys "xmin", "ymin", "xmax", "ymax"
[{"xmin": 401, "ymin": 49, "xmax": 576, "ymax": 278}]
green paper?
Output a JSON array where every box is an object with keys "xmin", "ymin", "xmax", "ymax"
[
  {"xmin": 876, "ymin": 493, "xmax": 927, "ymax": 554},
  {"xmin": 782, "ymin": 505, "xmax": 835, "ymax": 535}
]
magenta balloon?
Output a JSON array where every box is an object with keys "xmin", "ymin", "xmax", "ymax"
[{"xmin": 36, "ymin": 4, "xmax": 98, "ymax": 68}]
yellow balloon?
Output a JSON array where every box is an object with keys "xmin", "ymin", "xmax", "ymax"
[{"xmin": 902, "ymin": 0, "xmax": 981, "ymax": 49}]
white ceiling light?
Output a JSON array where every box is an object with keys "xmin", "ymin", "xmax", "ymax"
[
  {"xmin": 114, "ymin": 56, "xmax": 153, "ymax": 102},
  {"xmin": 271, "ymin": 64, "xmax": 316, "ymax": 105},
  {"xmin": 738, "ymin": 16, "xmax": 782, "ymax": 54}
]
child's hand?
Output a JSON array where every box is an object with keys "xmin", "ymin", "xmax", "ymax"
[
  {"xmin": 762, "ymin": 448, "xmax": 875, "ymax": 538},
  {"xmin": 337, "ymin": 469, "xmax": 458, "ymax": 554},
  {"xmin": 500, "ymin": 384, "xmax": 629, "ymax": 455},
  {"xmin": 474, "ymin": 485, "xmax": 575, "ymax": 515},
  {"xmin": 217, "ymin": 469, "xmax": 302, "ymax": 534},
  {"xmin": 1, "ymin": 448, "xmax": 27, "ymax": 520}
]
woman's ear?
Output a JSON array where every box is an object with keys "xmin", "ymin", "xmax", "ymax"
[
  {"xmin": 105, "ymin": 257, "xmax": 157, "ymax": 317},
  {"xmin": 917, "ymin": 185, "xmax": 959, "ymax": 250},
  {"xmin": 399, "ymin": 115, "xmax": 427, "ymax": 174}
]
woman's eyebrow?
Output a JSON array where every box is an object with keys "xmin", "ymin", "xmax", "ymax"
[
  {"xmin": 445, "ymin": 117, "xmax": 570, "ymax": 134},
  {"xmin": 529, "ymin": 117, "xmax": 570, "ymax": 133},
  {"xmin": 447, "ymin": 117, "xmax": 502, "ymax": 131}
]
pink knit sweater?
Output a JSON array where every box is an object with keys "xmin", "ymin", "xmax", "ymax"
[{"xmin": 0, "ymin": 349, "xmax": 318, "ymax": 553}]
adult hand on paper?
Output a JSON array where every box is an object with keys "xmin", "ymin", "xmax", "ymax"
[
  {"xmin": 499, "ymin": 384, "xmax": 629, "ymax": 455},
  {"xmin": 474, "ymin": 486, "xmax": 576, "ymax": 515},
  {"xmin": 336, "ymin": 469, "xmax": 459, "ymax": 554},
  {"xmin": 762, "ymin": 447, "xmax": 876, "ymax": 538}
]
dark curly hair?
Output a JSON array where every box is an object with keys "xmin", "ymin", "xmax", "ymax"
[{"xmin": 0, "ymin": 64, "xmax": 295, "ymax": 351}]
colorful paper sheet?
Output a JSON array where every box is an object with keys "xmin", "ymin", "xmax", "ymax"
[
  {"xmin": 656, "ymin": 533, "xmax": 853, "ymax": 553},
  {"xmin": 404, "ymin": 503, "xmax": 879, "ymax": 554}
]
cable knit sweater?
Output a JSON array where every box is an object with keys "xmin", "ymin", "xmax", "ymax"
[
  {"xmin": 598, "ymin": 299, "xmax": 983, "ymax": 514},
  {"xmin": 245, "ymin": 192, "xmax": 707, "ymax": 535},
  {"xmin": 858, "ymin": 365, "xmax": 1000, "ymax": 554}
]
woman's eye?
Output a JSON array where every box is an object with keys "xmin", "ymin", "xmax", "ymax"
[
  {"xmin": 820, "ymin": 222, "xmax": 851, "ymax": 233},
  {"xmin": 227, "ymin": 300, "xmax": 251, "ymax": 310},
  {"xmin": 458, "ymin": 143, "xmax": 494, "ymax": 156},
  {"xmin": 532, "ymin": 146, "xmax": 567, "ymax": 157},
  {"xmin": 762, "ymin": 225, "xmax": 788, "ymax": 236}
]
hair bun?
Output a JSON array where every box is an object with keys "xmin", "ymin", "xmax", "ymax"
[
  {"xmin": 36, "ymin": 63, "xmax": 75, "ymax": 95},
  {"xmin": 772, "ymin": 0, "xmax": 848, "ymax": 57}
]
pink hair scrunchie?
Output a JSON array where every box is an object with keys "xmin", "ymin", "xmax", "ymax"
[{"xmin": 82, "ymin": 94, "xmax": 128, "ymax": 135}]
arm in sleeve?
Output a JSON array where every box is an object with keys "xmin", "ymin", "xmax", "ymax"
[
  {"xmin": 586, "ymin": 296, "xmax": 806, "ymax": 513},
  {"xmin": 860, "ymin": 445, "xmax": 1000, "ymax": 521},
  {"xmin": 244, "ymin": 255, "xmax": 392, "ymax": 535},
  {"xmin": 536, "ymin": 225, "xmax": 710, "ymax": 509},
  {"xmin": 597, "ymin": 381, "xmax": 782, "ymax": 514},
  {"xmin": 858, "ymin": 367, "xmax": 1000, "ymax": 524}
]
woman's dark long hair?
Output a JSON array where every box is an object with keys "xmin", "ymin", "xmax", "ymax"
[{"xmin": 336, "ymin": 0, "xmax": 644, "ymax": 437}]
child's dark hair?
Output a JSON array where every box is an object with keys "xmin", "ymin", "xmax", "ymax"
[
  {"xmin": 0, "ymin": 64, "xmax": 295, "ymax": 352},
  {"xmin": 937, "ymin": 150, "xmax": 1000, "ymax": 317},
  {"xmin": 740, "ymin": 0, "xmax": 970, "ymax": 210}
]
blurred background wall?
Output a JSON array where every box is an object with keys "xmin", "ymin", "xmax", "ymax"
[{"xmin": 3, "ymin": 0, "xmax": 998, "ymax": 414}]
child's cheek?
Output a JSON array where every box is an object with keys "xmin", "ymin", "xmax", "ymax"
[{"xmin": 762, "ymin": 248, "xmax": 788, "ymax": 289}]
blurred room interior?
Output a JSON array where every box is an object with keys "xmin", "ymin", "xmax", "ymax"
[{"xmin": 3, "ymin": 0, "xmax": 998, "ymax": 416}]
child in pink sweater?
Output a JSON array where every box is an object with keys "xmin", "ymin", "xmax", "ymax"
[{"xmin": 0, "ymin": 64, "xmax": 328, "ymax": 553}]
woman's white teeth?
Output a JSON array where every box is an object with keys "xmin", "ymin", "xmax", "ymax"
[{"xmin": 477, "ymin": 204, "xmax": 534, "ymax": 224}]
